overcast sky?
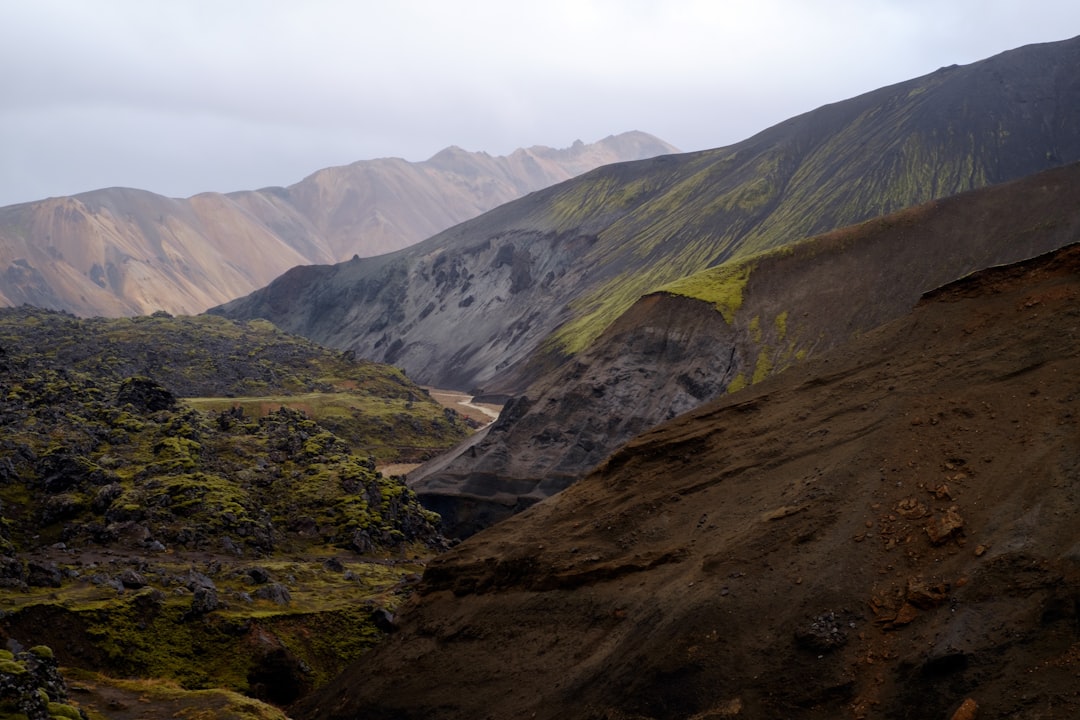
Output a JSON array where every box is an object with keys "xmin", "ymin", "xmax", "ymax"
[{"xmin": 2, "ymin": 1, "xmax": 1078, "ymax": 207}]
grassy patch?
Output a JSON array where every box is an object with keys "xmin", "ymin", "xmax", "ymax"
[{"xmin": 659, "ymin": 260, "xmax": 755, "ymax": 324}]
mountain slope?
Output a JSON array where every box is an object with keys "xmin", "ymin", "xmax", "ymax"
[
  {"xmin": 294, "ymin": 240, "xmax": 1080, "ymax": 720},
  {"xmin": 213, "ymin": 35, "xmax": 1080, "ymax": 395},
  {"xmin": 0, "ymin": 132, "xmax": 675, "ymax": 316},
  {"xmin": 410, "ymin": 160, "xmax": 1080, "ymax": 536}
]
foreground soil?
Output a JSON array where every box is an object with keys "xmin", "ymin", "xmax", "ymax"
[{"xmin": 295, "ymin": 243, "xmax": 1080, "ymax": 719}]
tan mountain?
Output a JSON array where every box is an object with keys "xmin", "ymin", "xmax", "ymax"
[{"xmin": 0, "ymin": 132, "xmax": 677, "ymax": 316}]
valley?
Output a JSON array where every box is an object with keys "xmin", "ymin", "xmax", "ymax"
[
  {"xmin": 422, "ymin": 388, "xmax": 503, "ymax": 426},
  {"xmin": 2, "ymin": 30, "xmax": 1080, "ymax": 720},
  {"xmin": 296, "ymin": 238, "xmax": 1080, "ymax": 720}
]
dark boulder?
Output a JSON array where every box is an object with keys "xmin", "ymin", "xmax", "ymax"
[{"xmin": 116, "ymin": 376, "xmax": 176, "ymax": 413}]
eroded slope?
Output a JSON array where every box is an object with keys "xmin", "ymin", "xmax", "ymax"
[
  {"xmin": 410, "ymin": 159, "xmax": 1080, "ymax": 537},
  {"xmin": 296, "ymin": 241, "xmax": 1080, "ymax": 720}
]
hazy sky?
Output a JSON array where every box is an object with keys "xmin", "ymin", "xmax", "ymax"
[{"xmin": 2, "ymin": 1, "xmax": 1079, "ymax": 207}]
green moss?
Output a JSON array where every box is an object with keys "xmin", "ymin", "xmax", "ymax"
[
  {"xmin": 727, "ymin": 374, "xmax": 747, "ymax": 394},
  {"xmin": 64, "ymin": 670, "xmax": 291, "ymax": 720},
  {"xmin": 774, "ymin": 311, "xmax": 789, "ymax": 341},
  {"xmin": 268, "ymin": 606, "xmax": 387, "ymax": 688},
  {"xmin": 660, "ymin": 260, "xmax": 754, "ymax": 324},
  {"xmin": 27, "ymin": 646, "xmax": 53, "ymax": 660},
  {"xmin": 84, "ymin": 596, "xmax": 249, "ymax": 691},
  {"xmin": 0, "ymin": 659, "xmax": 26, "ymax": 674},
  {"xmin": 751, "ymin": 348, "xmax": 774, "ymax": 384},
  {"xmin": 47, "ymin": 702, "xmax": 82, "ymax": 719},
  {"xmin": 748, "ymin": 316, "xmax": 762, "ymax": 343}
]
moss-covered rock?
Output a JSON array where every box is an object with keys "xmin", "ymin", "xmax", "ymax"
[{"xmin": 0, "ymin": 645, "xmax": 84, "ymax": 720}]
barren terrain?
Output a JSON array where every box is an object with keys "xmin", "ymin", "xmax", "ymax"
[{"xmin": 297, "ymin": 243, "xmax": 1080, "ymax": 719}]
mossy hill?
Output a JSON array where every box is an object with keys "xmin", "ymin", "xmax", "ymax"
[
  {"xmin": 0, "ymin": 306, "xmax": 473, "ymax": 713},
  {"xmin": 214, "ymin": 35, "xmax": 1080, "ymax": 396},
  {"xmin": 0, "ymin": 306, "xmax": 472, "ymax": 463},
  {"xmin": 0, "ymin": 305, "xmax": 470, "ymax": 555}
]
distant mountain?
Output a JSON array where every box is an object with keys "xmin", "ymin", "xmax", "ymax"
[
  {"xmin": 292, "ymin": 239, "xmax": 1080, "ymax": 720},
  {"xmin": 411, "ymin": 161, "xmax": 1080, "ymax": 536},
  {"xmin": 213, "ymin": 35, "xmax": 1080, "ymax": 397},
  {"xmin": 0, "ymin": 132, "xmax": 676, "ymax": 316}
]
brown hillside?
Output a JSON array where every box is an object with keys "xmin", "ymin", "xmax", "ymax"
[{"xmin": 295, "ymin": 242, "xmax": 1080, "ymax": 720}]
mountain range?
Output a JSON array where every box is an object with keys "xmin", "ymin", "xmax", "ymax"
[
  {"xmin": 214, "ymin": 35, "xmax": 1080, "ymax": 536},
  {"xmin": 2, "ymin": 30, "xmax": 1080, "ymax": 720},
  {"xmin": 410, "ymin": 161, "xmax": 1080, "ymax": 536},
  {"xmin": 0, "ymin": 132, "xmax": 676, "ymax": 316},
  {"xmin": 215, "ymin": 35, "xmax": 1080, "ymax": 396}
]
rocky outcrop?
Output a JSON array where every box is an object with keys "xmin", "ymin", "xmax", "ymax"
[
  {"xmin": 0, "ymin": 133, "xmax": 675, "ymax": 317},
  {"xmin": 410, "ymin": 160, "xmax": 1080, "ymax": 536},
  {"xmin": 409, "ymin": 293, "xmax": 741, "ymax": 536},
  {"xmin": 292, "ymin": 241, "xmax": 1080, "ymax": 720}
]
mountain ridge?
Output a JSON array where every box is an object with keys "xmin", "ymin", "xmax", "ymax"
[
  {"xmin": 213, "ymin": 35, "xmax": 1080, "ymax": 396},
  {"xmin": 0, "ymin": 132, "xmax": 676, "ymax": 316}
]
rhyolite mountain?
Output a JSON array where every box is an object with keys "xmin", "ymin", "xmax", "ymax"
[
  {"xmin": 294, "ymin": 240, "xmax": 1080, "ymax": 720},
  {"xmin": 0, "ymin": 132, "xmax": 675, "ymax": 316},
  {"xmin": 410, "ymin": 161, "xmax": 1080, "ymax": 536},
  {"xmin": 213, "ymin": 35, "xmax": 1080, "ymax": 397}
]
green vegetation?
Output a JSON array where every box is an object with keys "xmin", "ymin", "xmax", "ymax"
[
  {"xmin": 0, "ymin": 306, "xmax": 471, "ymax": 464},
  {"xmin": 658, "ymin": 260, "xmax": 755, "ymax": 323},
  {"xmin": 0, "ymin": 306, "xmax": 467, "ymax": 711},
  {"xmin": 63, "ymin": 668, "xmax": 292, "ymax": 720},
  {"xmin": 751, "ymin": 348, "xmax": 775, "ymax": 384},
  {"xmin": 774, "ymin": 311, "xmax": 789, "ymax": 341},
  {"xmin": 0, "ymin": 364, "xmax": 443, "ymax": 555},
  {"xmin": 0, "ymin": 643, "xmax": 85, "ymax": 720},
  {"xmin": 526, "ymin": 76, "xmax": 1024, "ymax": 363}
]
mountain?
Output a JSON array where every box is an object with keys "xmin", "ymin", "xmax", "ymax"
[
  {"xmin": 410, "ymin": 160, "xmax": 1080, "ymax": 536},
  {"xmin": 293, "ymin": 239, "xmax": 1080, "ymax": 720},
  {"xmin": 213, "ymin": 35, "xmax": 1080, "ymax": 397},
  {"xmin": 0, "ymin": 132, "xmax": 676, "ymax": 317}
]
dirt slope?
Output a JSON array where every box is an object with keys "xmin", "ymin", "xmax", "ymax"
[{"xmin": 295, "ymin": 242, "xmax": 1080, "ymax": 720}]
